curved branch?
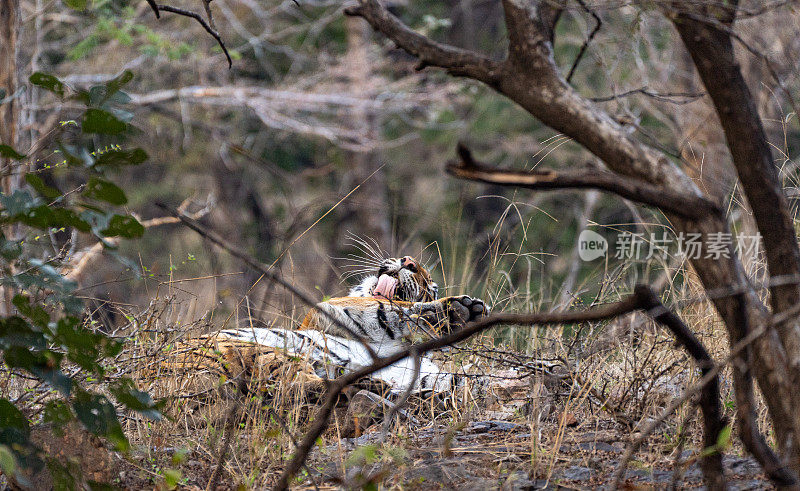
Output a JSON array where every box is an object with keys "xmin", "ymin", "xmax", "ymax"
[
  {"xmin": 156, "ymin": 5, "xmax": 232, "ymax": 68},
  {"xmin": 274, "ymin": 284, "xmax": 729, "ymax": 490},
  {"xmin": 671, "ymin": 4, "xmax": 800, "ymax": 442},
  {"xmin": 274, "ymin": 294, "xmax": 643, "ymax": 490},
  {"xmin": 566, "ymin": 0, "xmax": 601, "ymax": 83},
  {"xmin": 633, "ymin": 286, "xmax": 726, "ymax": 490},
  {"xmin": 344, "ymin": 0, "xmax": 501, "ymax": 84},
  {"xmin": 447, "ymin": 144, "xmax": 720, "ymax": 220}
]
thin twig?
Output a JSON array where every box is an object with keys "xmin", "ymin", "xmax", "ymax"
[
  {"xmin": 590, "ymin": 86, "xmax": 705, "ymax": 104},
  {"xmin": 566, "ymin": 0, "xmax": 602, "ymax": 84},
  {"xmin": 201, "ymin": 0, "xmax": 216, "ymax": 30},
  {"xmin": 448, "ymin": 143, "xmax": 720, "ymax": 220},
  {"xmin": 155, "ymin": 4, "xmax": 232, "ymax": 68},
  {"xmin": 274, "ymin": 289, "xmax": 647, "ymax": 490},
  {"xmin": 145, "ymin": 0, "xmax": 159, "ymax": 18}
]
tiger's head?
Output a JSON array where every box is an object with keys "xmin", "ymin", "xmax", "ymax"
[{"xmin": 349, "ymin": 256, "xmax": 439, "ymax": 302}]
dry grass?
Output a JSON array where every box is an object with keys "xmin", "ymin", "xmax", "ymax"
[
  {"xmin": 91, "ymin": 232, "xmax": 767, "ymax": 489},
  {"xmin": 1, "ymin": 196, "xmax": 782, "ymax": 489}
]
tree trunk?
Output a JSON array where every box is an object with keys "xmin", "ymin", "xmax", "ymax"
[
  {"xmin": 347, "ymin": 0, "xmax": 800, "ymax": 482},
  {"xmin": 0, "ymin": 0, "xmax": 17, "ymax": 159},
  {"xmin": 0, "ymin": 0, "xmax": 19, "ymax": 316}
]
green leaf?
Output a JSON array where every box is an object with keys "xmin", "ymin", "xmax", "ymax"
[
  {"xmin": 93, "ymin": 148, "xmax": 147, "ymax": 168},
  {"xmin": 700, "ymin": 424, "xmax": 733, "ymax": 457},
  {"xmin": 47, "ymin": 461, "xmax": 77, "ymax": 491},
  {"xmin": 0, "ymin": 399, "xmax": 29, "ymax": 433},
  {"xmin": 42, "ymin": 401, "xmax": 73, "ymax": 434},
  {"xmin": 73, "ymin": 391, "xmax": 129, "ymax": 452},
  {"xmin": 49, "ymin": 208, "xmax": 92, "ymax": 233},
  {"xmin": 716, "ymin": 424, "xmax": 732, "ymax": 449},
  {"xmin": 0, "ymin": 316, "xmax": 47, "ymax": 351},
  {"xmin": 82, "ymin": 108, "xmax": 127, "ymax": 135},
  {"xmin": 0, "ymin": 189, "xmax": 39, "ymax": 216},
  {"xmin": 10, "ymin": 204, "xmax": 92, "ymax": 232},
  {"xmin": 83, "ymin": 178, "xmax": 127, "ymax": 205},
  {"xmin": 53, "ymin": 316, "xmax": 107, "ymax": 375},
  {"xmin": 101, "ymin": 214, "xmax": 144, "ymax": 238},
  {"xmin": 110, "ymin": 378, "xmax": 163, "ymax": 421},
  {"xmin": 25, "ymin": 174, "xmax": 61, "ymax": 200},
  {"xmin": 0, "ymin": 236, "xmax": 22, "ymax": 260},
  {"xmin": 163, "ymin": 469, "xmax": 181, "ymax": 488},
  {"xmin": 0, "ymin": 145, "xmax": 26, "ymax": 160},
  {"xmin": 29, "ymin": 72, "xmax": 65, "ymax": 98},
  {"xmin": 0, "ymin": 445, "xmax": 16, "ymax": 478},
  {"xmin": 63, "ymin": 0, "xmax": 87, "ymax": 10},
  {"xmin": 12, "ymin": 295, "xmax": 50, "ymax": 328},
  {"xmin": 3, "ymin": 347, "xmax": 72, "ymax": 396},
  {"xmin": 104, "ymin": 70, "xmax": 134, "ymax": 101}
]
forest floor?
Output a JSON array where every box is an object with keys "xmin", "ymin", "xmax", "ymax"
[
  {"xmin": 113, "ymin": 398, "xmax": 771, "ymax": 490},
  {"xmin": 112, "ymin": 349, "xmax": 772, "ymax": 490},
  {"xmin": 13, "ymin": 296, "xmax": 769, "ymax": 490}
]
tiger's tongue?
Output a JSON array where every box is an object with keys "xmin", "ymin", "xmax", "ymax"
[{"xmin": 373, "ymin": 274, "xmax": 398, "ymax": 299}]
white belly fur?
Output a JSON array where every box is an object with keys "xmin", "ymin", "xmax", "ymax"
[{"xmin": 217, "ymin": 327, "xmax": 451, "ymax": 393}]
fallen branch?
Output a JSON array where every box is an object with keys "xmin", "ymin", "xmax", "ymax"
[
  {"xmin": 447, "ymin": 144, "xmax": 720, "ymax": 220},
  {"xmin": 274, "ymin": 284, "xmax": 726, "ymax": 490}
]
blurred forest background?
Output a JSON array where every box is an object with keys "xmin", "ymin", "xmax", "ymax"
[
  {"xmin": 5, "ymin": 0, "xmax": 800, "ymax": 488},
  {"xmin": 6, "ymin": 0, "xmax": 800, "ymax": 331}
]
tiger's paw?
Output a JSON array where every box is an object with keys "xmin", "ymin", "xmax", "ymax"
[{"xmin": 447, "ymin": 295, "xmax": 489, "ymax": 326}]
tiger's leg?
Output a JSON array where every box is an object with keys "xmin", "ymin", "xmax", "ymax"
[{"xmin": 410, "ymin": 295, "xmax": 488, "ymax": 333}]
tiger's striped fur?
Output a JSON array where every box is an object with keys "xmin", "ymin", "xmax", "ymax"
[{"xmin": 165, "ymin": 255, "xmax": 488, "ymax": 393}]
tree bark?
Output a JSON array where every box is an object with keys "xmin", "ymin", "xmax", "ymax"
[
  {"xmin": 0, "ymin": 0, "xmax": 17, "ymax": 161},
  {"xmin": 671, "ymin": 3, "xmax": 800, "ymax": 467},
  {"xmin": 0, "ymin": 0, "xmax": 19, "ymax": 317},
  {"xmin": 347, "ymin": 0, "xmax": 800, "ymax": 483}
]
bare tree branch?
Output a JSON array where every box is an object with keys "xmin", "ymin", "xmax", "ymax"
[
  {"xmin": 670, "ymin": 3, "xmax": 800, "ymax": 458},
  {"xmin": 144, "ymin": 0, "xmax": 160, "ymax": 18},
  {"xmin": 447, "ymin": 144, "xmax": 720, "ymax": 220},
  {"xmin": 566, "ymin": 0, "xmax": 601, "ymax": 83},
  {"xmin": 274, "ymin": 284, "xmax": 729, "ymax": 490},
  {"xmin": 343, "ymin": 0, "xmax": 501, "ymax": 84},
  {"xmin": 154, "ymin": 4, "xmax": 232, "ymax": 68},
  {"xmin": 589, "ymin": 86, "xmax": 705, "ymax": 104}
]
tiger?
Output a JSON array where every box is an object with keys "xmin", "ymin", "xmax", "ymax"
[
  {"xmin": 297, "ymin": 255, "xmax": 488, "ymax": 342},
  {"xmin": 164, "ymin": 255, "xmax": 488, "ymax": 395}
]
